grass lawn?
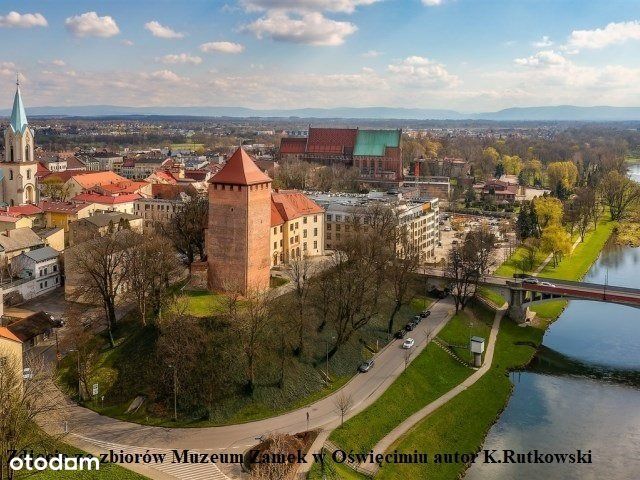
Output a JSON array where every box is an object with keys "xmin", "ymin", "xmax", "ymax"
[
  {"xmin": 376, "ymin": 317, "xmax": 546, "ymax": 480},
  {"xmin": 476, "ymin": 286, "xmax": 506, "ymax": 309},
  {"xmin": 181, "ymin": 289, "xmax": 227, "ymax": 317},
  {"xmin": 308, "ymin": 456, "xmax": 367, "ymax": 480},
  {"xmin": 437, "ymin": 303, "xmax": 493, "ymax": 364},
  {"xmin": 329, "ymin": 305, "xmax": 492, "ymax": 454},
  {"xmin": 16, "ymin": 428, "xmax": 146, "ymax": 479},
  {"xmin": 494, "ymin": 246, "xmax": 546, "ymax": 277}
]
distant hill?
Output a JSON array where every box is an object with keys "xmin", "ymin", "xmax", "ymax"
[{"xmin": 1, "ymin": 104, "xmax": 640, "ymax": 121}]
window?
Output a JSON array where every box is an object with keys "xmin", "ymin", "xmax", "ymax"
[
  {"xmin": 26, "ymin": 169, "xmax": 31, "ymax": 180},
  {"xmin": 314, "ymin": 215, "xmax": 318, "ymax": 222},
  {"xmin": 303, "ymin": 230, "xmax": 307, "ymax": 238},
  {"xmin": 327, "ymin": 233, "xmax": 332, "ymax": 240},
  {"xmin": 336, "ymin": 233, "xmax": 341, "ymax": 240},
  {"xmin": 9, "ymin": 170, "xmax": 13, "ymax": 180},
  {"xmin": 336, "ymin": 215, "xmax": 342, "ymax": 221},
  {"xmin": 303, "ymin": 242, "xmax": 307, "ymax": 251},
  {"xmin": 303, "ymin": 217, "xmax": 307, "ymax": 224},
  {"xmin": 314, "ymin": 241, "xmax": 318, "ymax": 249},
  {"xmin": 10, "ymin": 146, "xmax": 14, "ymax": 162},
  {"xmin": 326, "ymin": 214, "xmax": 332, "ymax": 221},
  {"xmin": 314, "ymin": 228, "xmax": 318, "ymax": 236},
  {"xmin": 273, "ymin": 242, "xmax": 277, "ymax": 249},
  {"xmin": 326, "ymin": 224, "xmax": 331, "ymax": 231},
  {"xmin": 336, "ymin": 224, "xmax": 341, "ymax": 231}
]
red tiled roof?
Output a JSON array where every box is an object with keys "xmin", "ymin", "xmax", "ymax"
[
  {"xmin": 0, "ymin": 214, "xmax": 22, "ymax": 223},
  {"xmin": 306, "ymin": 127, "xmax": 357, "ymax": 155},
  {"xmin": 0, "ymin": 326, "xmax": 21, "ymax": 343},
  {"xmin": 280, "ymin": 137, "xmax": 307, "ymax": 154},
  {"xmin": 7, "ymin": 204, "xmax": 43, "ymax": 216},
  {"xmin": 36, "ymin": 162, "xmax": 50, "ymax": 178},
  {"xmin": 271, "ymin": 190, "xmax": 324, "ymax": 226},
  {"xmin": 184, "ymin": 170, "xmax": 208, "ymax": 181},
  {"xmin": 149, "ymin": 183, "xmax": 197, "ymax": 200},
  {"xmin": 271, "ymin": 201, "xmax": 285, "ymax": 226},
  {"xmin": 39, "ymin": 201, "xmax": 94, "ymax": 214},
  {"xmin": 210, "ymin": 147, "xmax": 272, "ymax": 186},
  {"xmin": 72, "ymin": 171, "xmax": 128, "ymax": 189},
  {"xmin": 72, "ymin": 193, "xmax": 141, "ymax": 205},
  {"xmin": 98, "ymin": 181, "xmax": 147, "ymax": 194}
]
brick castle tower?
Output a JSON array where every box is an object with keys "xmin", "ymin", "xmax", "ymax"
[{"xmin": 207, "ymin": 147, "xmax": 272, "ymax": 294}]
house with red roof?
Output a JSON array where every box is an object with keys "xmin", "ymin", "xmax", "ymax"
[
  {"xmin": 0, "ymin": 325, "xmax": 23, "ymax": 379},
  {"xmin": 72, "ymin": 192, "xmax": 141, "ymax": 214}
]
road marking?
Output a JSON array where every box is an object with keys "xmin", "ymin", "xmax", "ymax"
[{"xmin": 70, "ymin": 434, "xmax": 231, "ymax": 480}]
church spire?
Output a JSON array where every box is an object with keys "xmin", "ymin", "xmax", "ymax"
[{"xmin": 10, "ymin": 75, "xmax": 28, "ymax": 134}]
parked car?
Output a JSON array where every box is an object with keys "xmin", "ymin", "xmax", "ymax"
[
  {"xmin": 402, "ymin": 338, "xmax": 415, "ymax": 349},
  {"xmin": 413, "ymin": 315, "xmax": 422, "ymax": 323},
  {"xmin": 22, "ymin": 368, "xmax": 33, "ymax": 380},
  {"xmin": 522, "ymin": 277, "xmax": 539, "ymax": 284},
  {"xmin": 405, "ymin": 322, "xmax": 415, "ymax": 331},
  {"xmin": 358, "ymin": 359, "xmax": 375, "ymax": 373},
  {"xmin": 443, "ymin": 226, "xmax": 452, "ymax": 231},
  {"xmin": 394, "ymin": 328, "xmax": 407, "ymax": 339},
  {"xmin": 419, "ymin": 310, "xmax": 431, "ymax": 318},
  {"xmin": 540, "ymin": 281, "xmax": 556, "ymax": 287}
]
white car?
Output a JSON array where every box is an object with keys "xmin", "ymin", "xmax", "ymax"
[
  {"xmin": 522, "ymin": 277, "xmax": 539, "ymax": 284},
  {"xmin": 443, "ymin": 226, "xmax": 452, "ymax": 231},
  {"xmin": 22, "ymin": 367, "xmax": 33, "ymax": 380},
  {"xmin": 540, "ymin": 281, "xmax": 556, "ymax": 288},
  {"xmin": 402, "ymin": 338, "xmax": 415, "ymax": 349}
]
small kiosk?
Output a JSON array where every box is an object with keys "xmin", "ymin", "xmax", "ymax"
[{"xmin": 470, "ymin": 336, "xmax": 485, "ymax": 367}]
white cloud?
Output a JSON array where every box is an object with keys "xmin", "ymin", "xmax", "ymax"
[
  {"xmin": 361, "ymin": 67, "xmax": 375, "ymax": 73},
  {"xmin": 121, "ymin": 39, "xmax": 134, "ymax": 46},
  {"xmin": 567, "ymin": 20, "xmax": 640, "ymax": 50},
  {"xmin": 199, "ymin": 41, "xmax": 245, "ymax": 54},
  {"xmin": 0, "ymin": 11, "xmax": 48, "ymax": 28},
  {"xmin": 240, "ymin": 0, "xmax": 380, "ymax": 14},
  {"xmin": 51, "ymin": 59, "xmax": 66, "ymax": 67},
  {"xmin": 144, "ymin": 20, "xmax": 184, "ymax": 39},
  {"xmin": 244, "ymin": 11, "xmax": 357, "ymax": 46},
  {"xmin": 515, "ymin": 50, "xmax": 566, "ymax": 67},
  {"xmin": 148, "ymin": 70, "xmax": 185, "ymax": 82},
  {"xmin": 0, "ymin": 62, "xmax": 16, "ymax": 77},
  {"xmin": 532, "ymin": 36, "xmax": 553, "ymax": 48},
  {"xmin": 65, "ymin": 12, "xmax": 120, "ymax": 38},
  {"xmin": 422, "ymin": 0, "xmax": 444, "ymax": 5},
  {"xmin": 158, "ymin": 53, "xmax": 202, "ymax": 65},
  {"xmin": 387, "ymin": 55, "xmax": 459, "ymax": 86},
  {"xmin": 362, "ymin": 49, "xmax": 382, "ymax": 57}
]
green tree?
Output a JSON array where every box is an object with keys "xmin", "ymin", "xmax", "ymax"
[{"xmin": 540, "ymin": 225, "xmax": 572, "ymax": 267}]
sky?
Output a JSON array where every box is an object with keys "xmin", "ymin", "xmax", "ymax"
[{"xmin": 2, "ymin": 0, "xmax": 640, "ymax": 112}]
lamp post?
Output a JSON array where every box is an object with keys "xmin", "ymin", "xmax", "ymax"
[{"xmin": 168, "ymin": 365, "xmax": 177, "ymax": 421}]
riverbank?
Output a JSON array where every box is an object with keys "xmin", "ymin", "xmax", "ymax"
[{"xmin": 375, "ymin": 218, "xmax": 617, "ymax": 479}]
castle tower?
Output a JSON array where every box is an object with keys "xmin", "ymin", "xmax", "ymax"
[
  {"xmin": 2, "ymin": 79, "xmax": 38, "ymax": 206},
  {"xmin": 207, "ymin": 147, "xmax": 272, "ymax": 294}
]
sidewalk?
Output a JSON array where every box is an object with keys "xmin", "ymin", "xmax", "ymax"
[{"xmin": 358, "ymin": 304, "xmax": 506, "ymax": 476}]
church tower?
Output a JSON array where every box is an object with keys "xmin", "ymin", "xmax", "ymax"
[
  {"xmin": 2, "ymin": 78, "xmax": 38, "ymax": 206},
  {"xmin": 207, "ymin": 147, "xmax": 272, "ymax": 294}
]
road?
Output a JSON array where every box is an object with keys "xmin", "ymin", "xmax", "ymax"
[{"xmin": 36, "ymin": 296, "xmax": 458, "ymax": 479}]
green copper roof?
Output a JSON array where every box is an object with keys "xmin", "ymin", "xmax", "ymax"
[
  {"xmin": 10, "ymin": 86, "xmax": 28, "ymax": 134},
  {"xmin": 353, "ymin": 129, "xmax": 400, "ymax": 157}
]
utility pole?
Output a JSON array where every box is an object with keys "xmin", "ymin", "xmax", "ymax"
[
  {"xmin": 603, "ymin": 269, "xmax": 609, "ymax": 300},
  {"xmin": 169, "ymin": 365, "xmax": 177, "ymax": 421}
]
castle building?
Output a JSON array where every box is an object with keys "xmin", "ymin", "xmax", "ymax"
[
  {"xmin": 1, "ymin": 81, "xmax": 38, "ymax": 206},
  {"xmin": 207, "ymin": 147, "xmax": 272, "ymax": 294}
]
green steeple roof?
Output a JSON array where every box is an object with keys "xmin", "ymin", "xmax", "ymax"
[
  {"xmin": 354, "ymin": 129, "xmax": 401, "ymax": 157},
  {"xmin": 10, "ymin": 84, "xmax": 28, "ymax": 134}
]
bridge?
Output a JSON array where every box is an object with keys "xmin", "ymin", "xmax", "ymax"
[{"xmin": 422, "ymin": 269, "xmax": 640, "ymax": 322}]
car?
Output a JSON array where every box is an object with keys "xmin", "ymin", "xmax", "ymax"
[
  {"xmin": 22, "ymin": 368, "xmax": 33, "ymax": 380},
  {"xmin": 394, "ymin": 328, "xmax": 407, "ymax": 339},
  {"xmin": 443, "ymin": 226, "xmax": 452, "ymax": 232},
  {"xmin": 420, "ymin": 310, "xmax": 431, "ymax": 318},
  {"xmin": 405, "ymin": 322, "xmax": 415, "ymax": 331},
  {"xmin": 522, "ymin": 277, "xmax": 539, "ymax": 284},
  {"xmin": 540, "ymin": 281, "xmax": 556, "ymax": 287},
  {"xmin": 413, "ymin": 315, "xmax": 422, "ymax": 323},
  {"xmin": 402, "ymin": 338, "xmax": 415, "ymax": 349},
  {"xmin": 358, "ymin": 359, "xmax": 375, "ymax": 373}
]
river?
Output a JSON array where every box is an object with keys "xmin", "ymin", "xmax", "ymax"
[{"xmin": 466, "ymin": 164, "xmax": 640, "ymax": 480}]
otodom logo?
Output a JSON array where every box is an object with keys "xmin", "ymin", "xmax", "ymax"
[{"xmin": 8, "ymin": 452, "xmax": 100, "ymax": 473}]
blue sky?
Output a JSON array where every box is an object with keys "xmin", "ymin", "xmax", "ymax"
[{"xmin": 2, "ymin": 0, "xmax": 640, "ymax": 111}]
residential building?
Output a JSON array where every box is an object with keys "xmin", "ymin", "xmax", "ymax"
[
  {"xmin": 83, "ymin": 152, "xmax": 124, "ymax": 172},
  {"xmin": 0, "ymin": 326, "xmax": 23, "ymax": 381},
  {"xmin": 474, "ymin": 179, "xmax": 519, "ymax": 203},
  {"xmin": 39, "ymin": 201, "xmax": 98, "ymax": 243},
  {"xmin": 207, "ymin": 147, "xmax": 272, "ymax": 294},
  {"xmin": 5, "ymin": 312, "xmax": 55, "ymax": 351},
  {"xmin": 70, "ymin": 212, "xmax": 143, "ymax": 245},
  {"xmin": 309, "ymin": 191, "xmax": 440, "ymax": 263},
  {"xmin": 134, "ymin": 183, "xmax": 196, "ymax": 229},
  {"xmin": 1, "ymin": 82, "xmax": 39, "ymax": 206},
  {"xmin": 270, "ymin": 190, "xmax": 325, "ymax": 266},
  {"xmin": 0, "ymin": 213, "xmax": 33, "ymax": 232},
  {"xmin": 71, "ymin": 192, "xmax": 140, "ymax": 214},
  {"xmin": 11, "ymin": 246, "xmax": 61, "ymax": 296},
  {"xmin": 403, "ymin": 177, "xmax": 452, "ymax": 201},
  {"xmin": 121, "ymin": 157, "xmax": 172, "ymax": 180},
  {"xmin": 63, "ymin": 171, "xmax": 129, "ymax": 198},
  {"xmin": 0, "ymin": 227, "xmax": 45, "ymax": 262}
]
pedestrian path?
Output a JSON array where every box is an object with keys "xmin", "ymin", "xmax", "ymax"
[{"xmin": 358, "ymin": 305, "xmax": 506, "ymax": 476}]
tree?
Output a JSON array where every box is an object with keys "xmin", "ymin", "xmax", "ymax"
[
  {"xmin": 230, "ymin": 289, "xmax": 275, "ymax": 394},
  {"xmin": 599, "ymin": 170, "xmax": 640, "ymax": 221},
  {"xmin": 464, "ymin": 184, "xmax": 476, "ymax": 207},
  {"xmin": 573, "ymin": 187, "xmax": 597, "ymax": 241},
  {"xmin": 387, "ymin": 234, "xmax": 421, "ymax": 334},
  {"xmin": 157, "ymin": 196, "xmax": 208, "ymax": 264},
  {"xmin": 494, "ymin": 162, "xmax": 505, "ymax": 179},
  {"xmin": 402, "ymin": 139, "xmax": 426, "ymax": 166},
  {"xmin": 516, "ymin": 201, "xmax": 537, "ymax": 240},
  {"xmin": 521, "ymin": 159, "xmax": 543, "ymax": 186},
  {"xmin": 0, "ymin": 352, "xmax": 65, "ymax": 480},
  {"xmin": 40, "ymin": 177, "xmax": 71, "ymax": 201},
  {"xmin": 67, "ymin": 231, "xmax": 133, "ymax": 347},
  {"xmin": 540, "ymin": 225, "xmax": 572, "ymax": 267},
  {"xmin": 126, "ymin": 233, "xmax": 182, "ymax": 324},
  {"xmin": 334, "ymin": 393, "xmax": 353, "ymax": 428},
  {"xmin": 547, "ymin": 161, "xmax": 578, "ymax": 196},
  {"xmin": 286, "ymin": 255, "xmax": 313, "ymax": 356},
  {"xmin": 533, "ymin": 196, "xmax": 563, "ymax": 232}
]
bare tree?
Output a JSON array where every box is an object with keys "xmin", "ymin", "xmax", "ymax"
[
  {"xmin": 334, "ymin": 392, "xmax": 353, "ymax": 428},
  {"xmin": 387, "ymin": 235, "xmax": 421, "ymax": 334},
  {"xmin": 599, "ymin": 170, "xmax": 640, "ymax": 221},
  {"xmin": 287, "ymin": 254, "xmax": 313, "ymax": 356},
  {"xmin": 157, "ymin": 196, "xmax": 208, "ymax": 264},
  {"xmin": 66, "ymin": 231, "xmax": 133, "ymax": 347},
  {"xmin": 0, "ymin": 352, "xmax": 66, "ymax": 480},
  {"xmin": 249, "ymin": 433, "xmax": 302, "ymax": 480}
]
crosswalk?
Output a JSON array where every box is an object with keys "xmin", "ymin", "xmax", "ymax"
[{"xmin": 71, "ymin": 434, "xmax": 232, "ymax": 480}]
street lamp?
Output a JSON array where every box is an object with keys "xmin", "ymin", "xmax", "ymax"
[{"xmin": 168, "ymin": 364, "xmax": 177, "ymax": 421}]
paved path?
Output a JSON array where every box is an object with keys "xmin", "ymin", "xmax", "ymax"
[
  {"xmin": 38, "ymin": 297, "xmax": 457, "ymax": 479},
  {"xmin": 359, "ymin": 304, "xmax": 506, "ymax": 476}
]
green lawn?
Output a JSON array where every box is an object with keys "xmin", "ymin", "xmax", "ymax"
[
  {"xmin": 437, "ymin": 304, "xmax": 493, "ymax": 364},
  {"xmin": 377, "ymin": 317, "xmax": 545, "ymax": 480},
  {"xmin": 476, "ymin": 286, "xmax": 506, "ymax": 309},
  {"xmin": 494, "ymin": 246, "xmax": 546, "ymax": 278},
  {"xmin": 329, "ymin": 306, "xmax": 492, "ymax": 455},
  {"xmin": 181, "ymin": 289, "xmax": 227, "ymax": 317},
  {"xmin": 308, "ymin": 456, "xmax": 367, "ymax": 480}
]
